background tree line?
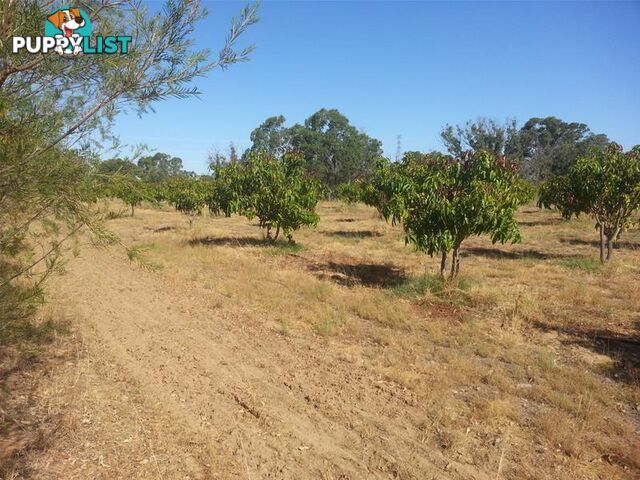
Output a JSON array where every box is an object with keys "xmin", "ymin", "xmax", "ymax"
[{"xmin": 235, "ymin": 112, "xmax": 611, "ymax": 187}]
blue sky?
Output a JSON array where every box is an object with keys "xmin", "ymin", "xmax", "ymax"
[{"xmin": 112, "ymin": 1, "xmax": 640, "ymax": 173}]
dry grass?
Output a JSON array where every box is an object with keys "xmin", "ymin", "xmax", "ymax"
[{"xmin": 6, "ymin": 199, "xmax": 639, "ymax": 479}]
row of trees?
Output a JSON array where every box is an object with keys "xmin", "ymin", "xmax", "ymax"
[
  {"xmin": 236, "ymin": 113, "xmax": 612, "ymax": 188},
  {"xmin": 96, "ymin": 152, "xmax": 194, "ymax": 183},
  {"xmin": 103, "ymin": 152, "xmax": 324, "ymax": 243},
  {"xmin": 336, "ymin": 144, "xmax": 639, "ymax": 272},
  {"xmin": 100, "ymin": 142, "xmax": 638, "ymax": 278}
]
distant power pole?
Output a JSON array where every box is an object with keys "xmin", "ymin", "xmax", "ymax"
[{"xmin": 395, "ymin": 134, "xmax": 402, "ymax": 162}]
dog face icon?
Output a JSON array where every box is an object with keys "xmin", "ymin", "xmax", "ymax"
[{"xmin": 47, "ymin": 8, "xmax": 85, "ymax": 38}]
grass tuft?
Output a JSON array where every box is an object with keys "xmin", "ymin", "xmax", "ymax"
[
  {"xmin": 126, "ymin": 243, "xmax": 163, "ymax": 271},
  {"xmin": 557, "ymin": 257, "xmax": 601, "ymax": 271}
]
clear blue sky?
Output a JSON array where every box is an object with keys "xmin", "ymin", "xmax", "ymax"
[{"xmin": 112, "ymin": 0, "xmax": 640, "ymax": 173}]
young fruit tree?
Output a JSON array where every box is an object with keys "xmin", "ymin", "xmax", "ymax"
[
  {"xmin": 377, "ymin": 151, "xmax": 532, "ymax": 277},
  {"xmin": 538, "ymin": 143, "xmax": 640, "ymax": 262},
  {"xmin": 207, "ymin": 162, "xmax": 245, "ymax": 217},
  {"xmin": 108, "ymin": 175, "xmax": 151, "ymax": 217},
  {"xmin": 162, "ymin": 177, "xmax": 211, "ymax": 227},
  {"xmin": 224, "ymin": 152, "xmax": 325, "ymax": 243}
]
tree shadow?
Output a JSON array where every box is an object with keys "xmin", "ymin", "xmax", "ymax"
[
  {"xmin": 518, "ymin": 218, "xmax": 564, "ymax": 227},
  {"xmin": 531, "ymin": 319, "xmax": 640, "ymax": 385},
  {"xmin": 292, "ymin": 256, "xmax": 407, "ymax": 288},
  {"xmin": 464, "ymin": 247, "xmax": 582, "ymax": 260},
  {"xmin": 559, "ymin": 238, "xmax": 640, "ymax": 250},
  {"xmin": 188, "ymin": 236, "xmax": 268, "ymax": 247},
  {"xmin": 145, "ymin": 225, "xmax": 175, "ymax": 233},
  {"xmin": 322, "ymin": 230, "xmax": 383, "ymax": 238},
  {"xmin": 335, "ymin": 218, "xmax": 357, "ymax": 223}
]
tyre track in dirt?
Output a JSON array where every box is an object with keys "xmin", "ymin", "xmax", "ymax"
[{"xmin": 43, "ymin": 247, "xmax": 489, "ymax": 480}]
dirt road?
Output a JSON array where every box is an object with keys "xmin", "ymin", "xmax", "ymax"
[{"xmin": 32, "ymin": 246, "xmax": 481, "ymax": 480}]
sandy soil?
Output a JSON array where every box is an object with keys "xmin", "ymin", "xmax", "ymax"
[{"xmin": 27, "ymin": 246, "xmax": 479, "ymax": 480}]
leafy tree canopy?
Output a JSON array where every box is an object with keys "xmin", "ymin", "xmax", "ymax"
[
  {"xmin": 137, "ymin": 152, "xmax": 188, "ymax": 183},
  {"xmin": 519, "ymin": 116, "xmax": 609, "ymax": 181},
  {"xmin": 245, "ymin": 109, "xmax": 383, "ymax": 189},
  {"xmin": 372, "ymin": 152, "xmax": 532, "ymax": 277},
  {"xmin": 538, "ymin": 143, "xmax": 640, "ymax": 262},
  {"xmin": 441, "ymin": 117, "xmax": 610, "ymax": 182},
  {"xmin": 209, "ymin": 152, "xmax": 324, "ymax": 242}
]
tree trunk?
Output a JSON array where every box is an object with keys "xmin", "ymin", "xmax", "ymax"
[
  {"xmin": 274, "ymin": 225, "xmax": 280, "ymax": 240},
  {"xmin": 599, "ymin": 223, "xmax": 605, "ymax": 263},
  {"xmin": 450, "ymin": 245, "xmax": 461, "ymax": 279},
  {"xmin": 440, "ymin": 250, "xmax": 447, "ymax": 278},
  {"xmin": 131, "ymin": 204, "xmax": 135, "ymax": 217},
  {"xmin": 606, "ymin": 236, "xmax": 614, "ymax": 262}
]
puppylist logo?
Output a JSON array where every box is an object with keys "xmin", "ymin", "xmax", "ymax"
[{"xmin": 12, "ymin": 6, "xmax": 132, "ymax": 55}]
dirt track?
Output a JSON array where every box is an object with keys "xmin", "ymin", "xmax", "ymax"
[{"xmin": 34, "ymin": 246, "xmax": 482, "ymax": 480}]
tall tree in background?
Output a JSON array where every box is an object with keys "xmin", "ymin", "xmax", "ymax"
[
  {"xmin": 137, "ymin": 152, "xmax": 186, "ymax": 183},
  {"xmin": 0, "ymin": 0, "xmax": 259, "ymax": 333},
  {"xmin": 244, "ymin": 115, "xmax": 289, "ymax": 158},
  {"xmin": 518, "ymin": 117, "xmax": 609, "ymax": 181},
  {"xmin": 288, "ymin": 109, "xmax": 383, "ymax": 189},
  {"xmin": 441, "ymin": 117, "xmax": 610, "ymax": 182},
  {"xmin": 441, "ymin": 118, "xmax": 521, "ymax": 160},
  {"xmin": 245, "ymin": 110, "xmax": 383, "ymax": 189}
]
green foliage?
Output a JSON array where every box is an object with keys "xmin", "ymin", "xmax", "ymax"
[
  {"xmin": 372, "ymin": 151, "xmax": 531, "ymax": 277},
  {"xmin": 335, "ymin": 181, "xmax": 365, "ymax": 204},
  {"xmin": 245, "ymin": 109, "xmax": 383, "ymax": 189},
  {"xmin": 126, "ymin": 244, "xmax": 163, "ymax": 271},
  {"xmin": 244, "ymin": 115, "xmax": 289, "ymax": 158},
  {"xmin": 107, "ymin": 176, "xmax": 151, "ymax": 216},
  {"xmin": 210, "ymin": 152, "xmax": 324, "ymax": 242},
  {"xmin": 208, "ymin": 162, "xmax": 245, "ymax": 217},
  {"xmin": 441, "ymin": 117, "xmax": 610, "ymax": 182},
  {"xmin": 238, "ymin": 152, "xmax": 325, "ymax": 242},
  {"xmin": 519, "ymin": 117, "xmax": 609, "ymax": 181},
  {"xmin": 441, "ymin": 118, "xmax": 521, "ymax": 160},
  {"xmin": 138, "ymin": 152, "xmax": 191, "ymax": 183},
  {"xmin": 538, "ymin": 143, "xmax": 640, "ymax": 262},
  {"xmin": 0, "ymin": 0, "xmax": 259, "ymax": 335},
  {"xmin": 161, "ymin": 177, "xmax": 210, "ymax": 226}
]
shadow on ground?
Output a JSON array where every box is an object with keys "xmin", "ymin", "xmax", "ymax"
[
  {"xmin": 465, "ymin": 247, "xmax": 583, "ymax": 260},
  {"xmin": 518, "ymin": 218, "xmax": 565, "ymax": 227},
  {"xmin": 321, "ymin": 230, "xmax": 383, "ymax": 239},
  {"xmin": 188, "ymin": 236, "xmax": 268, "ymax": 247},
  {"xmin": 286, "ymin": 254, "xmax": 407, "ymax": 288},
  {"xmin": 532, "ymin": 319, "xmax": 640, "ymax": 385},
  {"xmin": 0, "ymin": 317, "xmax": 68, "ymax": 477},
  {"xmin": 559, "ymin": 238, "xmax": 640, "ymax": 250}
]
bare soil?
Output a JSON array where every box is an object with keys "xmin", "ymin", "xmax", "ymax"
[{"xmin": 3, "ymin": 202, "xmax": 639, "ymax": 479}]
